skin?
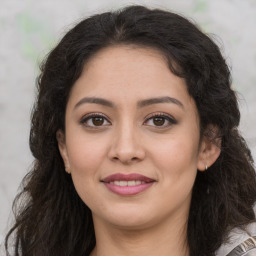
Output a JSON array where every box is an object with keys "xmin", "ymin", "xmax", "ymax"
[{"xmin": 57, "ymin": 45, "xmax": 220, "ymax": 256}]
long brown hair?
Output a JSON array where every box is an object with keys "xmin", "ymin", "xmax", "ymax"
[{"xmin": 5, "ymin": 5, "xmax": 256, "ymax": 256}]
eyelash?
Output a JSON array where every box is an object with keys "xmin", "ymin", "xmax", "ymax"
[
  {"xmin": 80, "ymin": 112, "xmax": 111, "ymax": 128},
  {"xmin": 80, "ymin": 112, "xmax": 177, "ymax": 129},
  {"xmin": 144, "ymin": 112, "xmax": 177, "ymax": 128}
]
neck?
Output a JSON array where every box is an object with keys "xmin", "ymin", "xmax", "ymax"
[{"xmin": 90, "ymin": 213, "xmax": 189, "ymax": 256}]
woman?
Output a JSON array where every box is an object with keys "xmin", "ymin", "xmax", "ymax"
[{"xmin": 5, "ymin": 5, "xmax": 256, "ymax": 256}]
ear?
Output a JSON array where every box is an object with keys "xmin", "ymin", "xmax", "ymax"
[
  {"xmin": 56, "ymin": 130, "xmax": 71, "ymax": 174},
  {"xmin": 197, "ymin": 125, "xmax": 221, "ymax": 172}
]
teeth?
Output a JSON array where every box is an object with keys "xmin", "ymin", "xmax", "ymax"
[
  {"xmin": 120, "ymin": 181, "xmax": 127, "ymax": 186},
  {"xmin": 128, "ymin": 180, "xmax": 136, "ymax": 186},
  {"xmin": 110, "ymin": 180, "xmax": 146, "ymax": 186}
]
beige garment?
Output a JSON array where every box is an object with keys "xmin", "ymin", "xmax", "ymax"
[{"xmin": 215, "ymin": 223, "xmax": 256, "ymax": 256}]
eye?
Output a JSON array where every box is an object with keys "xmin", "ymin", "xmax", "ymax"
[
  {"xmin": 80, "ymin": 113, "xmax": 111, "ymax": 128},
  {"xmin": 144, "ymin": 113, "xmax": 177, "ymax": 128}
]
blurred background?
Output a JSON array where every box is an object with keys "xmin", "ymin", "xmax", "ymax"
[{"xmin": 1, "ymin": 0, "xmax": 256, "ymax": 245}]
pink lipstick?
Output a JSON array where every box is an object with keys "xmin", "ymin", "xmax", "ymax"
[{"xmin": 101, "ymin": 173, "xmax": 155, "ymax": 196}]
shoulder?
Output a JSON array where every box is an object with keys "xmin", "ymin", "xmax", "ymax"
[{"xmin": 215, "ymin": 222, "xmax": 256, "ymax": 256}]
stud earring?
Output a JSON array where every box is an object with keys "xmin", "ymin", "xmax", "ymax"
[
  {"xmin": 205, "ymin": 165, "xmax": 208, "ymax": 171},
  {"xmin": 65, "ymin": 167, "xmax": 71, "ymax": 174}
]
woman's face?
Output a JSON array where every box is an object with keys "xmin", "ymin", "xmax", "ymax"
[{"xmin": 58, "ymin": 45, "xmax": 211, "ymax": 230}]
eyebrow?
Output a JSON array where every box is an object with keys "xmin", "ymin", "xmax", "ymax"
[
  {"xmin": 137, "ymin": 96, "xmax": 184, "ymax": 109},
  {"xmin": 74, "ymin": 97, "xmax": 114, "ymax": 109},
  {"xmin": 74, "ymin": 96, "xmax": 184, "ymax": 110}
]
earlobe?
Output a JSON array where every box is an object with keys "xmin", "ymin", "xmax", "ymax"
[
  {"xmin": 56, "ymin": 130, "xmax": 71, "ymax": 173},
  {"xmin": 197, "ymin": 126, "xmax": 221, "ymax": 172}
]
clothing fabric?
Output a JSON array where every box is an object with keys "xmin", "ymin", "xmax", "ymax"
[
  {"xmin": 215, "ymin": 222, "xmax": 256, "ymax": 256},
  {"xmin": 226, "ymin": 236, "xmax": 256, "ymax": 256}
]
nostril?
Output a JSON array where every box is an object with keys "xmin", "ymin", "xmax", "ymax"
[
  {"xmin": 108, "ymin": 141, "xmax": 146, "ymax": 163},
  {"xmin": 111, "ymin": 156, "xmax": 139, "ymax": 164}
]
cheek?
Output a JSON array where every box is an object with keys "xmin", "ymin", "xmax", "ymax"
[
  {"xmin": 66, "ymin": 135, "xmax": 108, "ymax": 208},
  {"xmin": 66, "ymin": 132, "xmax": 108, "ymax": 176},
  {"xmin": 152, "ymin": 134, "xmax": 199, "ymax": 170},
  {"xmin": 149, "ymin": 131, "xmax": 200, "ymax": 194}
]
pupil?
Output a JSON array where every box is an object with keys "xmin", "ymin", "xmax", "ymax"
[
  {"xmin": 93, "ymin": 117, "xmax": 104, "ymax": 126},
  {"xmin": 153, "ymin": 117, "xmax": 165, "ymax": 126}
]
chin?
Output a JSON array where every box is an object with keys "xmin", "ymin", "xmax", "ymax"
[
  {"xmin": 109, "ymin": 216, "xmax": 154, "ymax": 230},
  {"xmin": 93, "ymin": 205, "xmax": 162, "ymax": 230}
]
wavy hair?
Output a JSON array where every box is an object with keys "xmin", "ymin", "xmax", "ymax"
[{"xmin": 5, "ymin": 5, "xmax": 256, "ymax": 256}]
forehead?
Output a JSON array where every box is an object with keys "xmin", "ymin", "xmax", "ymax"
[
  {"xmin": 67, "ymin": 45, "xmax": 196, "ymax": 112},
  {"xmin": 83, "ymin": 44, "xmax": 168, "ymax": 71}
]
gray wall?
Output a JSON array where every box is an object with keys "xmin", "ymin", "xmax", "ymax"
[{"xmin": 1, "ymin": 0, "xmax": 256, "ymax": 246}]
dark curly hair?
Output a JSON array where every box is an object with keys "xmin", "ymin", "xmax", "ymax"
[{"xmin": 5, "ymin": 5, "xmax": 256, "ymax": 256}]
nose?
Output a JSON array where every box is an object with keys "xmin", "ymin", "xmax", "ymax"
[{"xmin": 108, "ymin": 123, "xmax": 146, "ymax": 164}]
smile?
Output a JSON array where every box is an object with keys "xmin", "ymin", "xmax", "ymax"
[
  {"xmin": 109, "ymin": 180, "xmax": 146, "ymax": 186},
  {"xmin": 101, "ymin": 173, "xmax": 155, "ymax": 196}
]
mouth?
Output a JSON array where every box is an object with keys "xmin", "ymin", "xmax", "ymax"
[
  {"xmin": 101, "ymin": 173, "xmax": 155, "ymax": 196},
  {"xmin": 108, "ymin": 180, "xmax": 147, "ymax": 186}
]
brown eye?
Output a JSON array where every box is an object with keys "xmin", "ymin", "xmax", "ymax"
[
  {"xmin": 153, "ymin": 117, "xmax": 165, "ymax": 126},
  {"xmin": 92, "ymin": 117, "xmax": 104, "ymax": 126},
  {"xmin": 144, "ymin": 113, "xmax": 177, "ymax": 128},
  {"xmin": 80, "ymin": 113, "xmax": 111, "ymax": 128}
]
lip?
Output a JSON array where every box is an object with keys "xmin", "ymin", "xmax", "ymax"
[{"xmin": 101, "ymin": 173, "xmax": 155, "ymax": 196}]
